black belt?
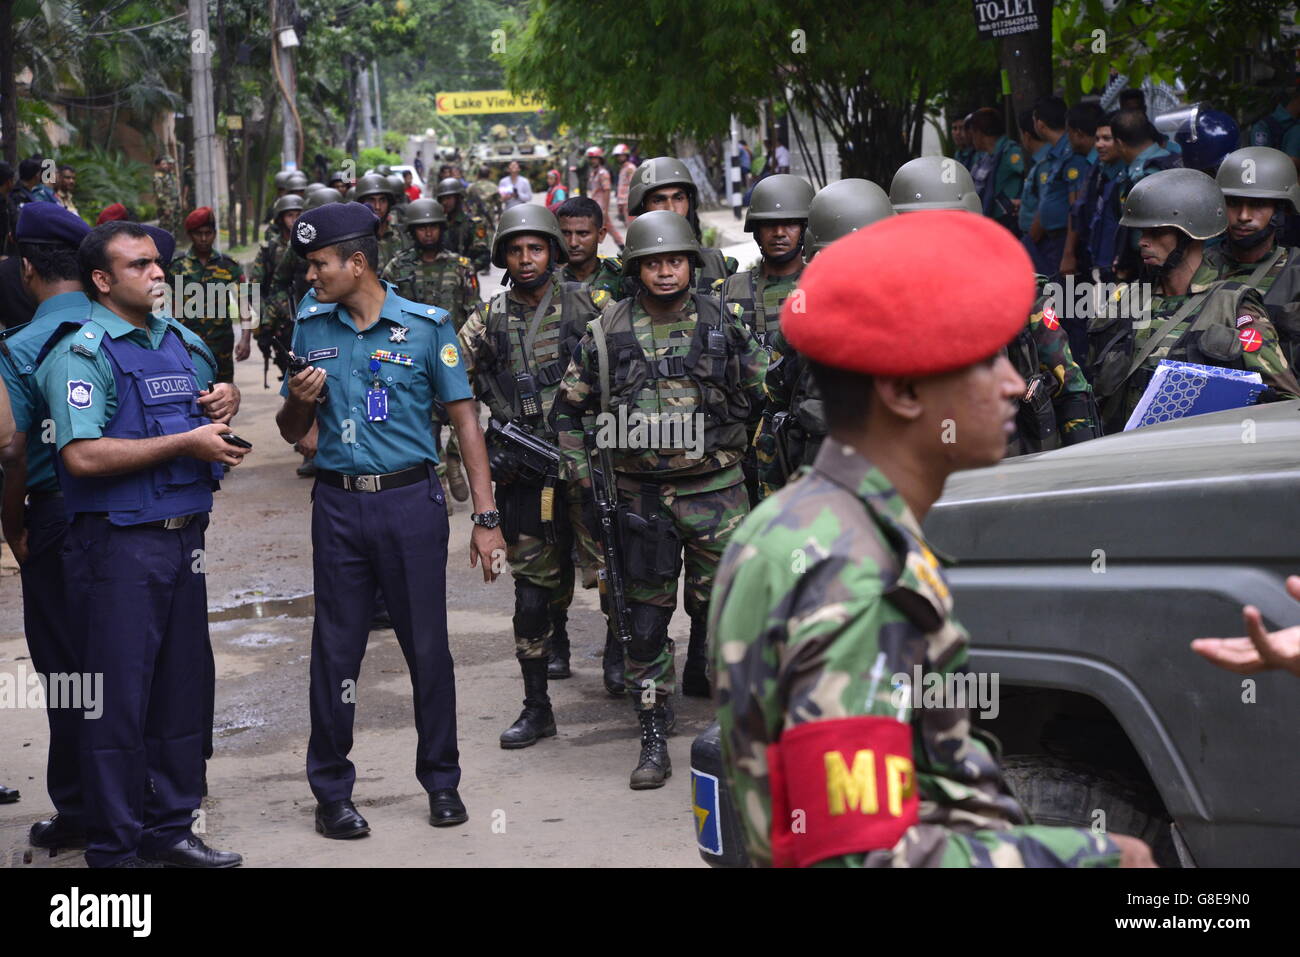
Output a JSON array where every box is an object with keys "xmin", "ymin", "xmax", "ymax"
[
  {"xmin": 26, "ymin": 490, "xmax": 63, "ymax": 503},
  {"xmin": 85, "ymin": 512, "xmax": 201, "ymax": 530},
  {"xmin": 317, "ymin": 464, "xmax": 426, "ymax": 493}
]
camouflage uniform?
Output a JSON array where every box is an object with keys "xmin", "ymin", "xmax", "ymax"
[
  {"xmin": 445, "ymin": 206, "xmax": 491, "ymax": 272},
  {"xmin": 153, "ymin": 168, "xmax": 181, "ymax": 237},
  {"xmin": 167, "ymin": 248, "xmax": 247, "ymax": 382},
  {"xmin": 710, "ymin": 437, "xmax": 1125, "ymax": 868},
  {"xmin": 551, "ymin": 294, "xmax": 767, "ymax": 702},
  {"xmin": 561, "ymin": 255, "xmax": 627, "ymax": 301},
  {"xmin": 755, "ymin": 327, "xmax": 824, "ymax": 497},
  {"xmin": 268, "ymin": 246, "xmax": 311, "ymax": 340},
  {"xmin": 250, "ymin": 229, "xmax": 292, "ymax": 377},
  {"xmin": 1009, "ymin": 286, "xmax": 1100, "ymax": 453},
  {"xmin": 459, "ymin": 275, "xmax": 607, "ymax": 659},
  {"xmin": 1087, "ymin": 259, "xmax": 1300, "ymax": 432},
  {"xmin": 377, "ymin": 224, "xmax": 406, "ymax": 278},
  {"xmin": 382, "ymin": 247, "xmax": 480, "ymax": 332},
  {"xmin": 1206, "ymin": 243, "xmax": 1300, "ymax": 367},
  {"xmin": 467, "ymin": 178, "xmax": 503, "ymax": 230}
]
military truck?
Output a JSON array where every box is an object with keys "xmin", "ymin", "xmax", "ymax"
[
  {"xmin": 472, "ymin": 123, "xmax": 553, "ymax": 173},
  {"xmin": 690, "ymin": 401, "xmax": 1300, "ymax": 867}
]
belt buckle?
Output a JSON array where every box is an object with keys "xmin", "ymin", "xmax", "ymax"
[
  {"xmin": 352, "ymin": 474, "xmax": 378, "ymax": 493},
  {"xmin": 162, "ymin": 515, "xmax": 189, "ymax": 530}
]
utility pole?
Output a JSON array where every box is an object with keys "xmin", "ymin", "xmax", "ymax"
[
  {"xmin": 373, "ymin": 62, "xmax": 384, "ymax": 150},
  {"xmin": 359, "ymin": 64, "xmax": 373, "ymax": 149},
  {"xmin": 273, "ymin": 0, "xmax": 299, "ymax": 169},
  {"xmin": 189, "ymin": 0, "xmax": 219, "ymax": 218}
]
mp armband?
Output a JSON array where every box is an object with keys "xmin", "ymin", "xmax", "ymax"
[{"xmin": 766, "ymin": 716, "xmax": 919, "ymax": 868}]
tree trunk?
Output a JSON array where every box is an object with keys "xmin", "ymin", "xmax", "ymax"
[
  {"xmin": 2, "ymin": 0, "xmax": 16, "ymax": 166},
  {"xmin": 998, "ymin": 9, "xmax": 1055, "ymax": 121}
]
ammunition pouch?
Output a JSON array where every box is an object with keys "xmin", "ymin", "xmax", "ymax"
[
  {"xmin": 1188, "ymin": 323, "xmax": 1245, "ymax": 366},
  {"xmin": 496, "ymin": 478, "xmax": 567, "ymax": 547}
]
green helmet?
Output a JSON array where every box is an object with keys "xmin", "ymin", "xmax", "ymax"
[
  {"xmin": 387, "ymin": 173, "xmax": 408, "ymax": 203},
  {"xmin": 627, "ymin": 156, "xmax": 697, "ymax": 216},
  {"xmin": 744, "ymin": 174, "xmax": 815, "ymax": 231},
  {"xmin": 889, "ymin": 156, "xmax": 982, "ymax": 213},
  {"xmin": 303, "ymin": 187, "xmax": 344, "ymax": 210},
  {"xmin": 491, "ymin": 204, "xmax": 568, "ymax": 268},
  {"xmin": 274, "ymin": 169, "xmax": 293, "ymax": 190},
  {"xmin": 803, "ymin": 179, "xmax": 894, "ymax": 262},
  {"xmin": 1215, "ymin": 146, "xmax": 1300, "ymax": 215},
  {"xmin": 404, "ymin": 198, "xmax": 447, "ymax": 228},
  {"xmin": 272, "ymin": 193, "xmax": 305, "ymax": 218},
  {"xmin": 620, "ymin": 210, "xmax": 701, "ymax": 275},
  {"xmin": 328, "ymin": 170, "xmax": 349, "ymax": 187},
  {"xmin": 1119, "ymin": 168, "xmax": 1227, "ymax": 240},
  {"xmin": 284, "ymin": 170, "xmax": 309, "ymax": 192},
  {"xmin": 345, "ymin": 186, "xmax": 356, "ymax": 202},
  {"xmin": 355, "ymin": 173, "xmax": 394, "ymax": 201},
  {"xmin": 436, "ymin": 177, "xmax": 465, "ymax": 198}
]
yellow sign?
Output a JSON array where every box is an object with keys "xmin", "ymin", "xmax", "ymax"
[{"xmin": 435, "ymin": 90, "xmax": 546, "ymax": 115}]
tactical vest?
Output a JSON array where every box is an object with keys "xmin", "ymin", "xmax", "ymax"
[
  {"xmin": 593, "ymin": 294, "xmax": 751, "ymax": 454},
  {"xmin": 1085, "ymin": 170, "xmax": 1123, "ymax": 272},
  {"xmin": 721, "ymin": 266, "xmax": 799, "ymax": 346},
  {"xmin": 697, "ymin": 246, "xmax": 730, "ymax": 293},
  {"xmin": 54, "ymin": 323, "xmax": 219, "ymax": 524},
  {"xmin": 480, "ymin": 280, "xmax": 595, "ymax": 435},
  {"xmin": 390, "ymin": 251, "xmax": 468, "ymax": 321},
  {"xmin": 773, "ymin": 346, "xmax": 827, "ymax": 467},
  {"xmin": 1006, "ymin": 326, "xmax": 1060, "ymax": 454},
  {"xmin": 1088, "ymin": 280, "xmax": 1255, "ymax": 432}
]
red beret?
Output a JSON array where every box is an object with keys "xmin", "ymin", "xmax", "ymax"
[
  {"xmin": 780, "ymin": 210, "xmax": 1034, "ymax": 377},
  {"xmin": 96, "ymin": 203, "xmax": 129, "ymax": 225},
  {"xmin": 184, "ymin": 206, "xmax": 215, "ymax": 232}
]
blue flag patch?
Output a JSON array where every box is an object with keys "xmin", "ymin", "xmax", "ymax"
[
  {"xmin": 691, "ymin": 767, "xmax": 723, "ymax": 856},
  {"xmin": 66, "ymin": 379, "xmax": 94, "ymax": 410}
]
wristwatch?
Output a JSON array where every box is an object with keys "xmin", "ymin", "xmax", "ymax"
[{"xmin": 471, "ymin": 509, "xmax": 501, "ymax": 529}]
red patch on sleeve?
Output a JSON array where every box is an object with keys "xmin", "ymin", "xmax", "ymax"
[
  {"xmin": 1041, "ymin": 305, "xmax": 1060, "ymax": 330},
  {"xmin": 1239, "ymin": 328, "xmax": 1263, "ymax": 353},
  {"xmin": 767, "ymin": 716, "xmax": 919, "ymax": 867}
]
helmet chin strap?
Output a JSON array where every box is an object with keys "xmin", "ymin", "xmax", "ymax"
[
  {"xmin": 1159, "ymin": 232, "xmax": 1192, "ymax": 276},
  {"xmin": 766, "ymin": 245, "xmax": 803, "ymax": 266},
  {"xmin": 1228, "ymin": 224, "xmax": 1276, "ymax": 253},
  {"xmin": 511, "ymin": 265, "xmax": 554, "ymax": 291}
]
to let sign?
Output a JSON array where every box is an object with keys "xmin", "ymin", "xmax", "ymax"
[{"xmin": 972, "ymin": 0, "xmax": 1042, "ymax": 39}]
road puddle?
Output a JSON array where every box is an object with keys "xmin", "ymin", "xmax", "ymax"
[{"xmin": 209, "ymin": 594, "xmax": 315, "ymax": 622}]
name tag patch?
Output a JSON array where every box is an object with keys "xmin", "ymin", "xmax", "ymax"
[
  {"xmin": 66, "ymin": 380, "xmax": 94, "ymax": 410},
  {"xmin": 307, "ymin": 348, "xmax": 339, "ymax": 362},
  {"xmin": 143, "ymin": 374, "xmax": 193, "ymax": 401}
]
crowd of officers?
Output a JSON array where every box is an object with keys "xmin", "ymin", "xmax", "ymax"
[{"xmin": 5, "ymin": 106, "xmax": 1300, "ymax": 866}]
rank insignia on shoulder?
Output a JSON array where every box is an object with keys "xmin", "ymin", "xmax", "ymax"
[
  {"xmin": 1011, "ymin": 152, "xmax": 1022, "ymax": 164},
  {"xmin": 592, "ymin": 289, "xmax": 609, "ymax": 306}
]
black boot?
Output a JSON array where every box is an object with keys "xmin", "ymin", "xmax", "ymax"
[
  {"xmin": 629, "ymin": 702, "xmax": 672, "ymax": 790},
  {"xmin": 602, "ymin": 626, "xmax": 625, "ymax": 696},
  {"xmin": 682, "ymin": 616, "xmax": 711, "ymax": 698},
  {"xmin": 500, "ymin": 658, "xmax": 557, "ymax": 749},
  {"xmin": 547, "ymin": 610, "xmax": 571, "ymax": 679}
]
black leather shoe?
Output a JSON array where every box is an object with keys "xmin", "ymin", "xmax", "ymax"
[
  {"xmin": 428, "ymin": 788, "xmax": 467, "ymax": 827},
  {"xmin": 29, "ymin": 815, "xmax": 87, "ymax": 850},
  {"xmin": 0, "ymin": 784, "xmax": 19, "ymax": 804},
  {"xmin": 142, "ymin": 835, "xmax": 242, "ymax": 868},
  {"xmin": 315, "ymin": 799, "xmax": 370, "ymax": 839}
]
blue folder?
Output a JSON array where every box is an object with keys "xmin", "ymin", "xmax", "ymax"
[{"xmin": 1125, "ymin": 360, "xmax": 1265, "ymax": 431}]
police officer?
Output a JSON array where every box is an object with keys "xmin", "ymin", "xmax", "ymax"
[
  {"xmin": 354, "ymin": 174, "xmax": 406, "ymax": 270},
  {"xmin": 1073, "ymin": 112, "xmax": 1125, "ymax": 283},
  {"xmin": 275, "ymin": 202, "xmax": 505, "ymax": 838},
  {"xmin": 968, "ymin": 107, "xmax": 1026, "ymax": 233},
  {"xmin": 0, "ymin": 203, "xmax": 92, "ymax": 851},
  {"xmin": 626, "ymin": 156, "xmax": 739, "ymax": 291},
  {"xmin": 550, "ymin": 210, "xmax": 767, "ymax": 788},
  {"xmin": 555, "ymin": 195, "xmax": 626, "ymax": 299},
  {"xmin": 758, "ymin": 179, "xmax": 895, "ymax": 499},
  {"xmin": 719, "ymin": 173, "xmax": 814, "ymax": 508},
  {"xmin": 710, "ymin": 210, "xmax": 1155, "ymax": 868},
  {"xmin": 251, "ymin": 193, "xmax": 304, "ymax": 385},
  {"xmin": 459, "ymin": 205, "xmax": 605, "ymax": 738},
  {"xmin": 436, "ymin": 177, "xmax": 491, "ymax": 273},
  {"xmin": 1208, "ymin": 146, "xmax": 1300, "ymax": 365},
  {"xmin": 1026, "ymin": 97, "xmax": 1092, "ymax": 280},
  {"xmin": 36, "ymin": 220, "xmax": 245, "ymax": 868},
  {"xmin": 381, "ymin": 197, "xmax": 480, "ymax": 508},
  {"xmin": 1087, "ymin": 168, "xmax": 1300, "ymax": 432}
]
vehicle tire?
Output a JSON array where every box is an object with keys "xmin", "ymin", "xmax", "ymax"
[{"xmin": 1001, "ymin": 754, "xmax": 1182, "ymax": 868}]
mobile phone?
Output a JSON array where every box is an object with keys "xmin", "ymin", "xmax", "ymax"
[{"xmin": 221, "ymin": 433, "xmax": 253, "ymax": 449}]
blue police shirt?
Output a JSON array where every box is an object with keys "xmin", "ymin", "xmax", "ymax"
[
  {"xmin": 0, "ymin": 291, "xmax": 93, "ymax": 491},
  {"xmin": 36, "ymin": 302, "xmax": 217, "ymax": 451},
  {"xmin": 281, "ymin": 282, "xmax": 472, "ymax": 475},
  {"xmin": 1018, "ymin": 143, "xmax": 1051, "ymax": 234},
  {"xmin": 1038, "ymin": 134, "xmax": 1092, "ymax": 231}
]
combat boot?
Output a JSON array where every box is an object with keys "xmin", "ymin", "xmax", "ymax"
[
  {"xmin": 602, "ymin": 626, "xmax": 625, "ymax": 696},
  {"xmin": 499, "ymin": 658, "xmax": 557, "ymax": 749},
  {"xmin": 444, "ymin": 451, "xmax": 470, "ymax": 502},
  {"xmin": 682, "ymin": 616, "xmax": 711, "ymax": 698},
  {"xmin": 547, "ymin": 610, "xmax": 571, "ymax": 679},
  {"xmin": 296, "ymin": 454, "xmax": 316, "ymax": 478},
  {"xmin": 629, "ymin": 702, "xmax": 672, "ymax": 790}
]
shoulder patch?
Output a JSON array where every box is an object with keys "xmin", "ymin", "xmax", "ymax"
[
  {"xmin": 404, "ymin": 302, "xmax": 449, "ymax": 326},
  {"xmin": 592, "ymin": 288, "xmax": 610, "ymax": 307},
  {"xmin": 440, "ymin": 343, "xmax": 460, "ymax": 367},
  {"xmin": 729, "ymin": 302, "xmax": 744, "ymax": 319},
  {"xmin": 606, "ymin": 256, "xmax": 622, "ymax": 270},
  {"xmin": 296, "ymin": 297, "xmax": 339, "ymax": 321},
  {"xmin": 66, "ymin": 379, "xmax": 94, "ymax": 409},
  {"xmin": 458, "ymin": 256, "xmax": 471, "ymax": 267},
  {"xmin": 1009, "ymin": 151, "xmax": 1022, "ymax": 166},
  {"xmin": 1067, "ymin": 166, "xmax": 1080, "ymax": 180}
]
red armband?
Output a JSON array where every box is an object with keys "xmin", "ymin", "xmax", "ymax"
[{"xmin": 767, "ymin": 716, "xmax": 919, "ymax": 868}]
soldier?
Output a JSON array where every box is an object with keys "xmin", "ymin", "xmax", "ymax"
[
  {"xmin": 968, "ymin": 107, "xmax": 1025, "ymax": 234},
  {"xmin": 436, "ymin": 177, "xmax": 491, "ymax": 273},
  {"xmin": 459, "ymin": 205, "xmax": 606, "ymax": 739},
  {"xmin": 276, "ymin": 201, "xmax": 505, "ymax": 838},
  {"xmin": 263, "ymin": 170, "xmax": 309, "ymax": 243},
  {"xmin": 153, "ymin": 156, "xmax": 181, "ymax": 238},
  {"xmin": 251, "ymin": 193, "xmax": 304, "ymax": 384},
  {"xmin": 1088, "ymin": 168, "xmax": 1300, "ymax": 433},
  {"xmin": 466, "ymin": 164, "xmax": 502, "ymax": 230},
  {"xmin": 381, "ymin": 197, "xmax": 480, "ymax": 509},
  {"xmin": 555, "ymin": 195, "xmax": 626, "ymax": 299},
  {"xmin": 711, "ymin": 210, "xmax": 1156, "ymax": 868},
  {"xmin": 354, "ymin": 174, "xmax": 405, "ymax": 270},
  {"xmin": 1207, "ymin": 146, "xmax": 1300, "ymax": 365},
  {"xmin": 718, "ymin": 173, "xmax": 814, "ymax": 506},
  {"xmin": 328, "ymin": 170, "xmax": 349, "ymax": 192},
  {"xmin": 1111, "ymin": 108, "xmax": 1181, "ymax": 277},
  {"xmin": 169, "ymin": 207, "xmax": 253, "ymax": 383},
  {"xmin": 757, "ymin": 179, "xmax": 895, "ymax": 499},
  {"xmin": 625, "ymin": 156, "xmax": 738, "ymax": 292},
  {"xmin": 550, "ymin": 210, "xmax": 767, "ymax": 788}
]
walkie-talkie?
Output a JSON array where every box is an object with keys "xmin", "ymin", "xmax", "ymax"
[{"xmin": 276, "ymin": 337, "xmax": 329, "ymax": 399}]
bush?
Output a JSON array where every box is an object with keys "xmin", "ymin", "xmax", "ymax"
[
  {"xmin": 359, "ymin": 146, "xmax": 401, "ymax": 172},
  {"xmin": 54, "ymin": 145, "xmax": 152, "ymax": 224}
]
